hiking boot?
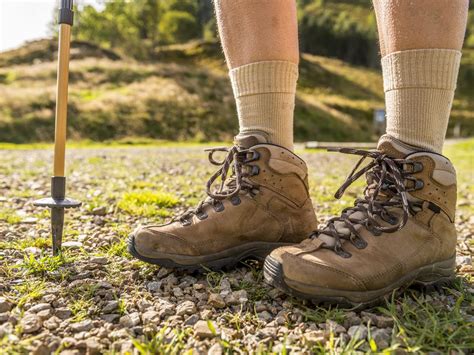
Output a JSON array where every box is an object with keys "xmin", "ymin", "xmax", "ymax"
[
  {"xmin": 264, "ymin": 134, "xmax": 457, "ymax": 307},
  {"xmin": 128, "ymin": 134, "xmax": 318, "ymax": 270}
]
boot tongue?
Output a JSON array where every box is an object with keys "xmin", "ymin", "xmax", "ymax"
[
  {"xmin": 377, "ymin": 134, "xmax": 419, "ymax": 159},
  {"xmin": 235, "ymin": 132, "xmax": 269, "ymax": 149},
  {"xmin": 319, "ymin": 135, "xmax": 419, "ymax": 248}
]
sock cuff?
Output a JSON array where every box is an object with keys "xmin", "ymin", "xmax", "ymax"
[
  {"xmin": 229, "ymin": 61, "xmax": 298, "ymax": 97},
  {"xmin": 381, "ymin": 49, "xmax": 461, "ymax": 92}
]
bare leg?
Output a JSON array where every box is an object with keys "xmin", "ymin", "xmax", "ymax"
[
  {"xmin": 214, "ymin": 0, "xmax": 299, "ymax": 150},
  {"xmin": 373, "ymin": 0, "xmax": 469, "ymax": 152},
  {"xmin": 215, "ymin": 0, "xmax": 299, "ymax": 68}
]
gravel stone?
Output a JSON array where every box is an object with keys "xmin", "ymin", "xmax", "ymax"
[
  {"xmin": 21, "ymin": 314, "xmax": 42, "ymax": 333},
  {"xmin": 147, "ymin": 281, "xmax": 161, "ymax": 292},
  {"xmin": 194, "ymin": 320, "xmax": 218, "ymax": 338},
  {"xmin": 27, "ymin": 303, "xmax": 51, "ymax": 313},
  {"xmin": 142, "ymin": 310, "xmax": 160, "ymax": 324},
  {"xmin": 70, "ymin": 319, "xmax": 93, "ymax": 332},
  {"xmin": 102, "ymin": 300, "xmax": 119, "ymax": 313},
  {"xmin": 348, "ymin": 325, "xmax": 368, "ymax": 341},
  {"xmin": 208, "ymin": 343, "xmax": 223, "ymax": 355},
  {"xmin": 208, "ymin": 293, "xmax": 226, "ymax": 309},
  {"xmin": 0, "ymin": 297, "xmax": 13, "ymax": 313},
  {"xmin": 371, "ymin": 328, "xmax": 391, "ymax": 349},
  {"xmin": 120, "ymin": 312, "xmax": 141, "ymax": 328},
  {"xmin": 92, "ymin": 206, "xmax": 107, "ymax": 216},
  {"xmin": 304, "ymin": 330, "xmax": 328, "ymax": 346},
  {"xmin": 55, "ymin": 307, "xmax": 72, "ymax": 319},
  {"xmin": 176, "ymin": 301, "xmax": 196, "ymax": 316},
  {"xmin": 90, "ymin": 256, "xmax": 108, "ymax": 265}
]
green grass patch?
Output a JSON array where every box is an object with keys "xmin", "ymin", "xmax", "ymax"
[
  {"xmin": 131, "ymin": 326, "xmax": 192, "ymax": 354},
  {"xmin": 21, "ymin": 253, "xmax": 69, "ymax": 277},
  {"xmin": 117, "ymin": 190, "xmax": 179, "ymax": 217},
  {"xmin": 0, "ymin": 209, "xmax": 22, "ymax": 224}
]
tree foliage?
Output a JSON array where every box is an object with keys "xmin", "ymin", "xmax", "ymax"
[{"xmin": 72, "ymin": 0, "xmax": 473, "ymax": 67}]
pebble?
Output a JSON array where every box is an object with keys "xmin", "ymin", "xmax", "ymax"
[
  {"xmin": 0, "ymin": 297, "xmax": 12, "ymax": 313},
  {"xmin": 102, "ymin": 300, "xmax": 119, "ymax": 313},
  {"xmin": 55, "ymin": 307, "xmax": 72, "ymax": 319},
  {"xmin": 456, "ymin": 255, "xmax": 472, "ymax": 266},
  {"xmin": 208, "ymin": 293, "xmax": 226, "ymax": 309},
  {"xmin": 0, "ymin": 313, "xmax": 9, "ymax": 322},
  {"xmin": 28, "ymin": 303, "xmax": 51, "ymax": 313},
  {"xmin": 176, "ymin": 301, "xmax": 196, "ymax": 316},
  {"xmin": 208, "ymin": 343, "xmax": 223, "ymax": 355},
  {"xmin": 348, "ymin": 325, "xmax": 368, "ymax": 341},
  {"xmin": 120, "ymin": 312, "xmax": 141, "ymax": 328},
  {"xmin": 70, "ymin": 319, "xmax": 93, "ymax": 332},
  {"xmin": 101, "ymin": 314, "xmax": 120, "ymax": 323},
  {"xmin": 92, "ymin": 206, "xmax": 107, "ymax": 216},
  {"xmin": 371, "ymin": 328, "xmax": 391, "ymax": 350},
  {"xmin": 258, "ymin": 311, "xmax": 273, "ymax": 322},
  {"xmin": 62, "ymin": 241, "xmax": 83, "ymax": 249},
  {"xmin": 194, "ymin": 320, "xmax": 218, "ymax": 338},
  {"xmin": 147, "ymin": 281, "xmax": 161, "ymax": 292},
  {"xmin": 184, "ymin": 314, "xmax": 200, "ymax": 326},
  {"xmin": 304, "ymin": 330, "xmax": 328, "ymax": 345},
  {"xmin": 21, "ymin": 314, "xmax": 42, "ymax": 333},
  {"xmin": 141, "ymin": 310, "xmax": 160, "ymax": 324},
  {"xmin": 90, "ymin": 256, "xmax": 108, "ymax": 265}
]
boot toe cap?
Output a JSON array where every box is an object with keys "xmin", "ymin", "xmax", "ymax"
[
  {"xmin": 280, "ymin": 251, "xmax": 365, "ymax": 292},
  {"xmin": 130, "ymin": 226, "xmax": 196, "ymax": 258}
]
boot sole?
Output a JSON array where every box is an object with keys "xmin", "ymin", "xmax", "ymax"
[
  {"xmin": 128, "ymin": 234, "xmax": 292, "ymax": 272},
  {"xmin": 263, "ymin": 254, "xmax": 456, "ymax": 309}
]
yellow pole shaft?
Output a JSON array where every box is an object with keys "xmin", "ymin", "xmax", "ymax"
[{"xmin": 53, "ymin": 24, "xmax": 72, "ymax": 177}]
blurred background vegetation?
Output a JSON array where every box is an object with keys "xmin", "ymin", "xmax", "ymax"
[{"xmin": 0, "ymin": 0, "xmax": 472, "ymax": 143}]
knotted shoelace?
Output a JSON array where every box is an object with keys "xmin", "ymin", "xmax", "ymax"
[
  {"xmin": 312, "ymin": 148, "xmax": 423, "ymax": 257},
  {"xmin": 177, "ymin": 145, "xmax": 258, "ymax": 225}
]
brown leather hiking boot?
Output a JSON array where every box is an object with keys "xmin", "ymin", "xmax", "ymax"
[
  {"xmin": 128, "ymin": 134, "xmax": 318, "ymax": 270},
  {"xmin": 264, "ymin": 134, "xmax": 457, "ymax": 307}
]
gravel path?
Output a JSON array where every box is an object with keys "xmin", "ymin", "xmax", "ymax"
[{"xmin": 0, "ymin": 146, "xmax": 472, "ymax": 354}]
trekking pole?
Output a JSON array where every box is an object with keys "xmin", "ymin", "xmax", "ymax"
[{"xmin": 34, "ymin": 0, "xmax": 81, "ymax": 256}]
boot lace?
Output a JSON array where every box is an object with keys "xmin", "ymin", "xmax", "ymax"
[
  {"xmin": 176, "ymin": 145, "xmax": 260, "ymax": 225},
  {"xmin": 312, "ymin": 148, "xmax": 424, "ymax": 258}
]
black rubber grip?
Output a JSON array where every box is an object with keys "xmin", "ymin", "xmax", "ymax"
[
  {"xmin": 58, "ymin": 8, "xmax": 74, "ymax": 25},
  {"xmin": 51, "ymin": 176, "xmax": 66, "ymax": 199},
  {"xmin": 61, "ymin": 0, "xmax": 74, "ymax": 10}
]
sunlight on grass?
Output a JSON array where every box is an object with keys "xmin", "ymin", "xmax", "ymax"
[{"xmin": 118, "ymin": 190, "xmax": 179, "ymax": 217}]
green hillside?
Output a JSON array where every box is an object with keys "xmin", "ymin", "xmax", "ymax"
[{"xmin": 0, "ymin": 39, "xmax": 472, "ymax": 143}]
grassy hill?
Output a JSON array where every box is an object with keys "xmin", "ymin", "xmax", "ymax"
[{"xmin": 0, "ymin": 39, "xmax": 472, "ymax": 143}]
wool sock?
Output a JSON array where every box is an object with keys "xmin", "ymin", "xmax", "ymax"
[
  {"xmin": 382, "ymin": 49, "xmax": 461, "ymax": 153},
  {"xmin": 229, "ymin": 61, "xmax": 298, "ymax": 151}
]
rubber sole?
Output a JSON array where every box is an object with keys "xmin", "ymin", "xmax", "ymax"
[
  {"xmin": 263, "ymin": 255, "xmax": 456, "ymax": 309},
  {"xmin": 128, "ymin": 234, "xmax": 292, "ymax": 272}
]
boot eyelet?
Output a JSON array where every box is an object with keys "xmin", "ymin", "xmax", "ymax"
[
  {"xmin": 231, "ymin": 196, "xmax": 241, "ymax": 206},
  {"xmin": 352, "ymin": 238, "xmax": 368, "ymax": 249},
  {"xmin": 412, "ymin": 162, "xmax": 423, "ymax": 173},
  {"xmin": 336, "ymin": 249, "xmax": 352, "ymax": 258},
  {"xmin": 196, "ymin": 211, "xmax": 208, "ymax": 220},
  {"xmin": 415, "ymin": 180, "xmax": 424, "ymax": 190},
  {"xmin": 249, "ymin": 165, "xmax": 260, "ymax": 176},
  {"xmin": 244, "ymin": 150, "xmax": 260, "ymax": 163},
  {"xmin": 213, "ymin": 202, "xmax": 224, "ymax": 212},
  {"xmin": 181, "ymin": 219, "xmax": 191, "ymax": 226}
]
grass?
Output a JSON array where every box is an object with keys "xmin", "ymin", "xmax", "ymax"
[
  {"xmin": 130, "ymin": 326, "xmax": 193, "ymax": 355},
  {"xmin": 118, "ymin": 190, "xmax": 179, "ymax": 217},
  {"xmin": 1, "ymin": 39, "xmax": 472, "ymax": 145},
  {"xmin": 378, "ymin": 281, "xmax": 474, "ymax": 352},
  {"xmin": 0, "ymin": 209, "xmax": 22, "ymax": 224}
]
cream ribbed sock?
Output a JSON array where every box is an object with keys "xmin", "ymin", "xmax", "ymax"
[
  {"xmin": 382, "ymin": 49, "xmax": 461, "ymax": 153},
  {"xmin": 229, "ymin": 61, "xmax": 298, "ymax": 151}
]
